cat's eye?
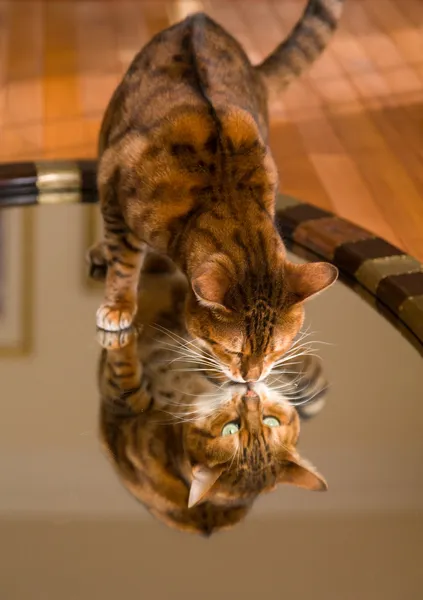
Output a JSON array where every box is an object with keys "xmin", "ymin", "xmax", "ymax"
[
  {"xmin": 263, "ymin": 416, "xmax": 280, "ymax": 427},
  {"xmin": 221, "ymin": 422, "xmax": 240, "ymax": 436},
  {"xmin": 224, "ymin": 348, "xmax": 241, "ymax": 356}
]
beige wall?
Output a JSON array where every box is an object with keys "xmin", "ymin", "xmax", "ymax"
[{"xmin": 1, "ymin": 515, "xmax": 422, "ymax": 600}]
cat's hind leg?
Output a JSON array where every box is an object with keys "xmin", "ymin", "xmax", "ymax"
[{"xmin": 96, "ymin": 180, "xmax": 147, "ymax": 332}]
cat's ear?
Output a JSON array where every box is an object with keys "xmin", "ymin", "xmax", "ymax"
[
  {"xmin": 278, "ymin": 453, "xmax": 327, "ymax": 491},
  {"xmin": 284, "ymin": 261, "xmax": 338, "ymax": 303},
  {"xmin": 188, "ymin": 465, "xmax": 223, "ymax": 508},
  {"xmin": 191, "ymin": 260, "xmax": 232, "ymax": 312}
]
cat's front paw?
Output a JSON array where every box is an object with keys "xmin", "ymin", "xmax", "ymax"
[{"xmin": 96, "ymin": 303, "xmax": 136, "ymax": 331}]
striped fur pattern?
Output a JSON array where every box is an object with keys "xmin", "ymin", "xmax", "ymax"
[
  {"xmin": 98, "ymin": 263, "xmax": 328, "ymax": 535},
  {"xmin": 257, "ymin": 0, "xmax": 345, "ymax": 98},
  {"xmin": 92, "ymin": 9, "xmax": 340, "ymax": 383}
]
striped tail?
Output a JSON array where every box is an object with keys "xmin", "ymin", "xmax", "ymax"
[{"xmin": 256, "ymin": 0, "xmax": 345, "ymax": 95}]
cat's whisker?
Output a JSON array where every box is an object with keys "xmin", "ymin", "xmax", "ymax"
[
  {"xmin": 153, "ymin": 325, "xmax": 211, "ymax": 359},
  {"xmin": 167, "ymin": 387, "xmax": 227, "ymax": 399},
  {"xmin": 171, "ymin": 354, "xmax": 222, "ymax": 366},
  {"xmin": 291, "ymin": 328, "xmax": 313, "ymax": 347},
  {"xmin": 157, "ymin": 343, "xmax": 223, "ymax": 369},
  {"xmin": 158, "ymin": 349, "xmax": 223, "ymax": 368},
  {"xmin": 267, "ymin": 369, "xmax": 304, "ymax": 375},
  {"xmin": 279, "ymin": 343, "xmax": 318, "ymax": 356},
  {"xmin": 172, "ymin": 368, "xmax": 224, "ymax": 375},
  {"xmin": 273, "ymin": 350, "xmax": 319, "ymax": 367},
  {"xmin": 160, "ymin": 401, "xmax": 225, "ymax": 423},
  {"xmin": 228, "ymin": 439, "xmax": 240, "ymax": 471},
  {"xmin": 167, "ymin": 357, "xmax": 222, "ymax": 368},
  {"xmin": 286, "ymin": 386, "xmax": 329, "ymax": 407},
  {"xmin": 268, "ymin": 376, "xmax": 310, "ymax": 393},
  {"xmin": 156, "ymin": 340, "xmax": 217, "ymax": 362},
  {"xmin": 270, "ymin": 360, "xmax": 305, "ymax": 368},
  {"xmin": 285, "ymin": 344, "xmax": 328, "ymax": 358}
]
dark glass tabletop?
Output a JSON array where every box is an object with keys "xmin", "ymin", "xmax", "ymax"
[{"xmin": 0, "ymin": 199, "xmax": 422, "ymax": 600}]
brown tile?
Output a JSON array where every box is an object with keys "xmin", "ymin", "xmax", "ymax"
[
  {"xmin": 44, "ymin": 118, "xmax": 88, "ymax": 153},
  {"xmin": 44, "ymin": 75, "xmax": 80, "ymax": 121},
  {"xmin": 276, "ymin": 203, "xmax": 331, "ymax": 238},
  {"xmin": 3, "ymin": 79, "xmax": 43, "ymax": 127},
  {"xmin": 79, "ymin": 73, "xmax": 120, "ymax": 116},
  {"xmin": 356, "ymin": 255, "xmax": 422, "ymax": 294},
  {"xmin": 293, "ymin": 217, "xmax": 373, "ymax": 260},
  {"xmin": 334, "ymin": 238, "xmax": 404, "ymax": 275},
  {"xmin": 377, "ymin": 272, "xmax": 423, "ymax": 314},
  {"xmin": 0, "ymin": 125, "xmax": 43, "ymax": 161}
]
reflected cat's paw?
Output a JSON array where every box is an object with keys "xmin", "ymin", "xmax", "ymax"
[
  {"xmin": 96, "ymin": 328, "xmax": 138, "ymax": 350},
  {"xmin": 96, "ymin": 303, "xmax": 136, "ymax": 332}
]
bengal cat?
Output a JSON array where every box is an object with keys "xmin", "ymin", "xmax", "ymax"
[
  {"xmin": 91, "ymin": 1, "xmax": 344, "ymax": 383},
  {"xmin": 97, "ymin": 260, "xmax": 329, "ymax": 535}
]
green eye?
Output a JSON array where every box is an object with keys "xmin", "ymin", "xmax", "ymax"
[
  {"xmin": 221, "ymin": 422, "xmax": 240, "ymax": 436},
  {"xmin": 263, "ymin": 416, "xmax": 280, "ymax": 428}
]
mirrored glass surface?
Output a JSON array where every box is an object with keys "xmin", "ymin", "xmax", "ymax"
[{"xmin": 0, "ymin": 205, "xmax": 422, "ymax": 600}]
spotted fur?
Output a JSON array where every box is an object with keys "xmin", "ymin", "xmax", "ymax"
[{"xmin": 92, "ymin": 8, "xmax": 340, "ymax": 382}]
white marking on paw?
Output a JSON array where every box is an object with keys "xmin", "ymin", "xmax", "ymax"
[
  {"xmin": 96, "ymin": 304, "xmax": 134, "ymax": 332},
  {"xmin": 96, "ymin": 329, "xmax": 132, "ymax": 350}
]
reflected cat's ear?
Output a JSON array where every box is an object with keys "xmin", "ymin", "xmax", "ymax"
[
  {"xmin": 191, "ymin": 260, "xmax": 232, "ymax": 312},
  {"xmin": 284, "ymin": 261, "xmax": 338, "ymax": 304},
  {"xmin": 188, "ymin": 465, "xmax": 223, "ymax": 508},
  {"xmin": 278, "ymin": 453, "xmax": 327, "ymax": 492}
]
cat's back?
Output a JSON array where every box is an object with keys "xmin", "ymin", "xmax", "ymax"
[{"xmin": 100, "ymin": 13, "xmax": 267, "ymax": 151}]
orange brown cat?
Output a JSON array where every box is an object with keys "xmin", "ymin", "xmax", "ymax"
[
  {"xmin": 98, "ymin": 264, "xmax": 329, "ymax": 535},
  {"xmin": 91, "ymin": 2, "xmax": 344, "ymax": 382}
]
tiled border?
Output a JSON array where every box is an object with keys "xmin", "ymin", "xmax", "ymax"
[
  {"xmin": 0, "ymin": 160, "xmax": 422, "ymax": 351},
  {"xmin": 276, "ymin": 194, "xmax": 423, "ymax": 350},
  {"xmin": 0, "ymin": 160, "xmax": 97, "ymax": 206}
]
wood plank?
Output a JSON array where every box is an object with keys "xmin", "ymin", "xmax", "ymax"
[
  {"xmin": 75, "ymin": 0, "xmax": 121, "ymax": 121},
  {"xmin": 5, "ymin": 1, "xmax": 43, "ymax": 129},
  {"xmin": 269, "ymin": 120, "xmax": 334, "ymax": 212},
  {"xmin": 43, "ymin": 2, "xmax": 80, "ymax": 122},
  {"xmin": 0, "ymin": 1, "xmax": 10, "ymax": 129},
  {"xmin": 362, "ymin": 0, "xmax": 423, "ymax": 67},
  {"xmin": 0, "ymin": 0, "xmax": 421, "ymax": 260}
]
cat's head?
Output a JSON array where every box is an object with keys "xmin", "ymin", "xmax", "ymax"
[
  {"xmin": 183, "ymin": 383, "xmax": 327, "ymax": 508},
  {"xmin": 185, "ymin": 255, "xmax": 337, "ymax": 383}
]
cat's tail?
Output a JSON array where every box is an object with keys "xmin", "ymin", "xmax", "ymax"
[{"xmin": 255, "ymin": 0, "xmax": 345, "ymax": 95}]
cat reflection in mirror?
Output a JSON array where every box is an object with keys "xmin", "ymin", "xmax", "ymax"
[
  {"xmin": 90, "ymin": 3, "xmax": 342, "ymax": 383},
  {"xmin": 97, "ymin": 259, "xmax": 329, "ymax": 536}
]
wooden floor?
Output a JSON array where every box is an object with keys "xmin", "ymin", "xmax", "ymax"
[{"xmin": 0, "ymin": 0, "xmax": 422, "ymax": 259}]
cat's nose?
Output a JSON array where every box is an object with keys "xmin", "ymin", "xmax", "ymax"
[
  {"xmin": 242, "ymin": 389, "xmax": 260, "ymax": 409},
  {"xmin": 245, "ymin": 366, "xmax": 261, "ymax": 382},
  {"xmin": 240, "ymin": 359, "xmax": 263, "ymax": 383}
]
